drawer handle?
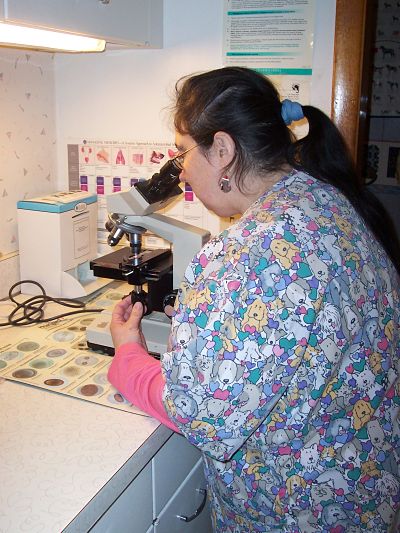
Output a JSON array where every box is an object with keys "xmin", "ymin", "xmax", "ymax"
[{"xmin": 177, "ymin": 488, "xmax": 207, "ymax": 522}]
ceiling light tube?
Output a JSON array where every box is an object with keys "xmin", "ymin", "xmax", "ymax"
[{"xmin": 0, "ymin": 22, "xmax": 106, "ymax": 52}]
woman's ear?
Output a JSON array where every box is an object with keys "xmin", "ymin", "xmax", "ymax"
[{"xmin": 213, "ymin": 131, "xmax": 235, "ymax": 166}]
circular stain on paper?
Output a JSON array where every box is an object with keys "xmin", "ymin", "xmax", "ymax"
[
  {"xmin": 47, "ymin": 348, "xmax": 67, "ymax": 358},
  {"xmin": 44, "ymin": 378, "xmax": 65, "ymax": 387},
  {"xmin": 77, "ymin": 384, "xmax": 103, "ymax": 396},
  {"xmin": 108, "ymin": 392, "xmax": 128, "ymax": 405},
  {"xmin": 16, "ymin": 341, "xmax": 40, "ymax": 352},
  {"xmin": 75, "ymin": 355, "xmax": 98, "ymax": 366},
  {"xmin": 94, "ymin": 373, "xmax": 108, "ymax": 385},
  {"xmin": 30, "ymin": 359, "xmax": 54, "ymax": 369},
  {"xmin": 0, "ymin": 360, "xmax": 7, "ymax": 369},
  {"xmin": 52, "ymin": 331, "xmax": 75, "ymax": 342},
  {"xmin": 1, "ymin": 351, "xmax": 22, "ymax": 361},
  {"xmin": 80, "ymin": 318, "xmax": 94, "ymax": 327},
  {"xmin": 12, "ymin": 368, "xmax": 37, "ymax": 379},
  {"xmin": 62, "ymin": 366, "xmax": 82, "ymax": 377}
]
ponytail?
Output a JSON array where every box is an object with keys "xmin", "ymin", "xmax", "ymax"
[{"xmin": 287, "ymin": 106, "xmax": 400, "ymax": 273}]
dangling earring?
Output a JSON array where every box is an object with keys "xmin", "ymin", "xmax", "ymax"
[{"xmin": 219, "ymin": 175, "xmax": 231, "ymax": 193}]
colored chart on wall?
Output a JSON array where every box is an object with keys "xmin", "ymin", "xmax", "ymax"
[{"xmin": 67, "ymin": 139, "xmax": 235, "ymax": 256}]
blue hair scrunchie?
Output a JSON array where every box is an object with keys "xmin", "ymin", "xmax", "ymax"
[{"xmin": 281, "ymin": 99, "xmax": 304, "ymax": 125}]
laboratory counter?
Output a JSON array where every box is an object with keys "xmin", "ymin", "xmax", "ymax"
[{"xmin": 0, "ymin": 289, "xmax": 211, "ymax": 533}]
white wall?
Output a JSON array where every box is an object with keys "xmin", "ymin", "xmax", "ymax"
[
  {"xmin": 54, "ymin": 0, "xmax": 225, "ymax": 184},
  {"xmin": 54, "ymin": 0, "xmax": 336, "ymax": 187},
  {"xmin": 311, "ymin": 0, "xmax": 336, "ymax": 114}
]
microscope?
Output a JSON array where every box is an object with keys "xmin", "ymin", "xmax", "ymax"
[{"xmin": 85, "ymin": 157, "xmax": 211, "ymax": 356}]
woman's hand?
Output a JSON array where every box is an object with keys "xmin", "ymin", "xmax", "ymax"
[{"xmin": 110, "ymin": 296, "xmax": 148, "ymax": 351}]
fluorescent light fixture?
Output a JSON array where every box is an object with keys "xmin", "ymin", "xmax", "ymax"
[{"xmin": 0, "ymin": 22, "xmax": 106, "ymax": 52}]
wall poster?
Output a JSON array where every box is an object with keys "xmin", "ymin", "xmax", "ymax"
[
  {"xmin": 223, "ymin": 0, "xmax": 315, "ymax": 120},
  {"xmin": 68, "ymin": 140, "xmax": 235, "ymax": 254},
  {"xmin": 367, "ymin": 141, "xmax": 400, "ymax": 186},
  {"xmin": 370, "ymin": 0, "xmax": 400, "ymax": 118}
]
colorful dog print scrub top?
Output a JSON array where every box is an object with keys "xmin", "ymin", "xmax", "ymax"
[{"xmin": 161, "ymin": 170, "xmax": 400, "ymax": 532}]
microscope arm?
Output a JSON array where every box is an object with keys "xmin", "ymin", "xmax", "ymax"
[
  {"xmin": 107, "ymin": 174, "xmax": 180, "ymax": 216},
  {"xmin": 106, "ymin": 181, "xmax": 210, "ymax": 289}
]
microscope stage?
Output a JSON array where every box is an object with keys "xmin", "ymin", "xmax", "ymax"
[{"xmin": 90, "ymin": 246, "xmax": 172, "ymax": 285}]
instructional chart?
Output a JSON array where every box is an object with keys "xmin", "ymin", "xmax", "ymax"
[{"xmin": 67, "ymin": 139, "xmax": 233, "ymax": 253}]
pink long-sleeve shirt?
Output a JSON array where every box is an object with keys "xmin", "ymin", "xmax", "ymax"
[{"xmin": 107, "ymin": 342, "xmax": 179, "ymax": 433}]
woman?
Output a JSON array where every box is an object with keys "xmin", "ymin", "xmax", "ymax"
[{"xmin": 108, "ymin": 67, "xmax": 400, "ymax": 532}]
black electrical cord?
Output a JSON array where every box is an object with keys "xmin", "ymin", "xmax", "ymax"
[{"xmin": 0, "ymin": 280, "xmax": 105, "ymax": 327}]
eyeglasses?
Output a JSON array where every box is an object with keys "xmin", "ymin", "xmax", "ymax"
[{"xmin": 172, "ymin": 144, "xmax": 199, "ymax": 170}]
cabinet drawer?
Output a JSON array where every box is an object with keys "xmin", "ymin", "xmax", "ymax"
[
  {"xmin": 152, "ymin": 433, "xmax": 202, "ymax": 516},
  {"xmin": 90, "ymin": 463, "xmax": 152, "ymax": 533},
  {"xmin": 155, "ymin": 459, "xmax": 212, "ymax": 533}
]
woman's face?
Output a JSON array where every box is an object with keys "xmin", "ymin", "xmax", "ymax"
[{"xmin": 175, "ymin": 133, "xmax": 238, "ymax": 217}]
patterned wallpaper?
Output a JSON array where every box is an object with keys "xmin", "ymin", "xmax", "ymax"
[{"xmin": 0, "ymin": 48, "xmax": 56, "ymax": 297}]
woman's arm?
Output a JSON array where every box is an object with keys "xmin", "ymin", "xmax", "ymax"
[
  {"xmin": 108, "ymin": 297, "xmax": 179, "ymax": 432},
  {"xmin": 108, "ymin": 342, "xmax": 180, "ymax": 432}
]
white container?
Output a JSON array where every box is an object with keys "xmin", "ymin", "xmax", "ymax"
[{"xmin": 17, "ymin": 190, "xmax": 105, "ymax": 298}]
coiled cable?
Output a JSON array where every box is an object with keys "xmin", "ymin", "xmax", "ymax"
[{"xmin": 0, "ymin": 280, "xmax": 104, "ymax": 327}]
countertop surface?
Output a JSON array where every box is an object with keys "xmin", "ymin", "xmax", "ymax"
[
  {"xmin": 0, "ymin": 287, "xmax": 172, "ymax": 533},
  {"xmin": 0, "ymin": 379, "xmax": 171, "ymax": 533}
]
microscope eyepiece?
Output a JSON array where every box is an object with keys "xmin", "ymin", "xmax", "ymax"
[{"xmin": 134, "ymin": 159, "xmax": 183, "ymax": 205}]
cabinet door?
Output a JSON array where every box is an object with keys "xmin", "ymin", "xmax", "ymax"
[
  {"xmin": 5, "ymin": 0, "xmax": 163, "ymax": 47},
  {"xmin": 155, "ymin": 460, "xmax": 212, "ymax": 533},
  {"xmin": 89, "ymin": 463, "xmax": 153, "ymax": 533},
  {"xmin": 153, "ymin": 433, "xmax": 202, "ymax": 517}
]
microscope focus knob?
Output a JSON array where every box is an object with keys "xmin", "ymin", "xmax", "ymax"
[
  {"xmin": 163, "ymin": 291, "xmax": 177, "ymax": 318},
  {"xmin": 130, "ymin": 289, "xmax": 151, "ymax": 315}
]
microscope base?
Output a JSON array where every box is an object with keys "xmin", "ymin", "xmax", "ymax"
[{"xmin": 86, "ymin": 309, "xmax": 171, "ymax": 357}]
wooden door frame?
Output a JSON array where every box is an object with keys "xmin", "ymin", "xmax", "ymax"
[{"xmin": 331, "ymin": 0, "xmax": 374, "ymax": 176}]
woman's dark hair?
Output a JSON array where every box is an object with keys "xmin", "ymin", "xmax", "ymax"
[
  {"xmin": 173, "ymin": 66, "xmax": 294, "ymax": 189},
  {"xmin": 173, "ymin": 66, "xmax": 400, "ymax": 271}
]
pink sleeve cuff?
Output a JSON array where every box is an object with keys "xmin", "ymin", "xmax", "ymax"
[{"xmin": 107, "ymin": 343, "xmax": 179, "ymax": 433}]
